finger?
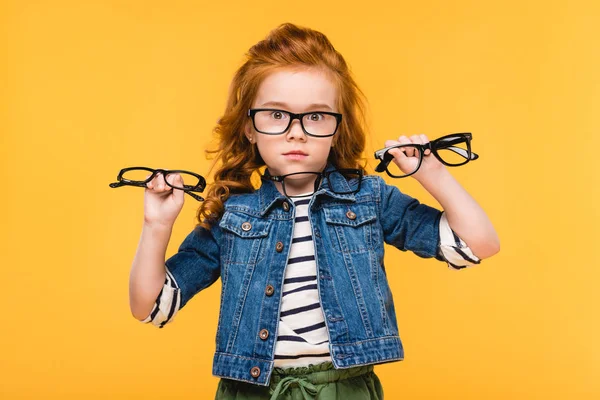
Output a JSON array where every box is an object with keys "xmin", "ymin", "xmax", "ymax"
[
  {"xmin": 385, "ymin": 137, "xmax": 403, "ymax": 158},
  {"xmin": 163, "ymin": 174, "xmax": 173, "ymax": 192},
  {"xmin": 398, "ymin": 135, "xmax": 415, "ymax": 157},
  {"xmin": 157, "ymin": 172, "xmax": 168, "ymax": 191},
  {"xmin": 384, "ymin": 140, "xmax": 402, "ymax": 160},
  {"xmin": 409, "ymin": 135, "xmax": 422, "ymax": 157},
  {"xmin": 171, "ymin": 174, "xmax": 185, "ymax": 203},
  {"xmin": 410, "ymin": 135, "xmax": 423, "ymax": 145},
  {"xmin": 420, "ymin": 134, "xmax": 431, "ymax": 156},
  {"xmin": 388, "ymin": 147, "xmax": 406, "ymax": 159},
  {"xmin": 146, "ymin": 173, "xmax": 154, "ymax": 189},
  {"xmin": 166, "ymin": 173, "xmax": 182, "ymax": 190},
  {"xmin": 410, "ymin": 135, "xmax": 423, "ymax": 159},
  {"xmin": 173, "ymin": 173, "xmax": 184, "ymax": 187}
]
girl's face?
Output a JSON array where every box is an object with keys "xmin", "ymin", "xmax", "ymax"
[{"xmin": 245, "ymin": 67, "xmax": 337, "ymax": 196}]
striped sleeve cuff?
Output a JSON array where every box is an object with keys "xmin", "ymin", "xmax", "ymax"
[
  {"xmin": 438, "ymin": 212, "xmax": 481, "ymax": 270},
  {"xmin": 140, "ymin": 266, "xmax": 181, "ymax": 328}
]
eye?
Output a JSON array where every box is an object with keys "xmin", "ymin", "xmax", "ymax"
[
  {"xmin": 271, "ymin": 111, "xmax": 288, "ymax": 120},
  {"xmin": 308, "ymin": 113, "xmax": 324, "ymax": 121}
]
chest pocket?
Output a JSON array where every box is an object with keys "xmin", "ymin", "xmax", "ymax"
[
  {"xmin": 324, "ymin": 203, "xmax": 377, "ymax": 254},
  {"xmin": 219, "ymin": 211, "xmax": 272, "ymax": 265}
]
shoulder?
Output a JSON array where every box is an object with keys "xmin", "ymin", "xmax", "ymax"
[
  {"xmin": 222, "ymin": 190, "xmax": 261, "ymax": 212},
  {"xmin": 360, "ymin": 173, "xmax": 383, "ymax": 187},
  {"xmin": 358, "ymin": 173, "xmax": 389, "ymax": 201},
  {"xmin": 361, "ymin": 173, "xmax": 409, "ymax": 198}
]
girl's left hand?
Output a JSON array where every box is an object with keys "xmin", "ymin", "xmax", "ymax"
[{"xmin": 385, "ymin": 134, "xmax": 446, "ymax": 182}]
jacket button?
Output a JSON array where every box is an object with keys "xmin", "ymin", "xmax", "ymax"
[
  {"xmin": 265, "ymin": 284, "xmax": 274, "ymax": 296},
  {"xmin": 275, "ymin": 241, "xmax": 284, "ymax": 252},
  {"xmin": 346, "ymin": 210, "xmax": 356, "ymax": 220},
  {"xmin": 241, "ymin": 222, "xmax": 252, "ymax": 231},
  {"xmin": 282, "ymin": 201, "xmax": 290, "ymax": 211},
  {"xmin": 250, "ymin": 366, "xmax": 261, "ymax": 378},
  {"xmin": 259, "ymin": 329, "xmax": 269, "ymax": 340}
]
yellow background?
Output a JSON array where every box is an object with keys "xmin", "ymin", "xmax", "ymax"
[{"xmin": 1, "ymin": 0, "xmax": 598, "ymax": 398}]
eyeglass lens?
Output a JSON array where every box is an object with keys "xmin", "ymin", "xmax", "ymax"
[
  {"xmin": 385, "ymin": 145, "xmax": 424, "ymax": 178},
  {"xmin": 434, "ymin": 136, "xmax": 471, "ymax": 165}
]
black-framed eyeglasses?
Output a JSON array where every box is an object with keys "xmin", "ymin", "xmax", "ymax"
[
  {"xmin": 109, "ymin": 167, "xmax": 206, "ymax": 201},
  {"xmin": 248, "ymin": 108, "xmax": 343, "ymax": 137},
  {"xmin": 262, "ymin": 168, "xmax": 362, "ymax": 198},
  {"xmin": 374, "ymin": 133, "xmax": 479, "ymax": 178}
]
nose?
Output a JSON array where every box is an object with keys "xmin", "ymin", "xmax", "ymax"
[{"xmin": 286, "ymin": 118, "xmax": 307, "ymax": 141}]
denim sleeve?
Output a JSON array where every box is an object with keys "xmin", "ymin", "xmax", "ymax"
[
  {"xmin": 163, "ymin": 224, "xmax": 221, "ymax": 309},
  {"xmin": 140, "ymin": 225, "xmax": 221, "ymax": 328},
  {"xmin": 375, "ymin": 175, "xmax": 445, "ymax": 260}
]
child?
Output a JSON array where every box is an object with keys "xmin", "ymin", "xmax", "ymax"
[{"xmin": 129, "ymin": 22, "xmax": 500, "ymax": 400}]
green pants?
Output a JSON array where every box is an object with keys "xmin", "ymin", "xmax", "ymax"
[{"xmin": 215, "ymin": 361, "xmax": 383, "ymax": 400}]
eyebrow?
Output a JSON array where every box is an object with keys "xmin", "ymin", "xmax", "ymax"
[{"xmin": 259, "ymin": 101, "xmax": 334, "ymax": 111}]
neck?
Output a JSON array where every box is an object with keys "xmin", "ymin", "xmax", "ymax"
[
  {"xmin": 274, "ymin": 175, "xmax": 317, "ymax": 197},
  {"xmin": 267, "ymin": 162, "xmax": 329, "ymax": 197}
]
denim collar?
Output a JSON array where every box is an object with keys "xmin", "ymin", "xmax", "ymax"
[{"xmin": 258, "ymin": 162, "xmax": 357, "ymax": 216}]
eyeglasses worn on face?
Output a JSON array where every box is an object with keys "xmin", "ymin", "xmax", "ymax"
[
  {"xmin": 262, "ymin": 168, "xmax": 363, "ymax": 198},
  {"xmin": 248, "ymin": 108, "xmax": 343, "ymax": 137},
  {"xmin": 109, "ymin": 167, "xmax": 206, "ymax": 201},
  {"xmin": 374, "ymin": 133, "xmax": 480, "ymax": 178}
]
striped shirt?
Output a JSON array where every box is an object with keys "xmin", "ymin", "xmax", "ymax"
[
  {"xmin": 272, "ymin": 193, "xmax": 331, "ymax": 367},
  {"xmin": 141, "ymin": 198, "xmax": 481, "ymax": 357}
]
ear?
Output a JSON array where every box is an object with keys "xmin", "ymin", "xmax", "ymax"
[{"xmin": 244, "ymin": 121, "xmax": 255, "ymax": 143}]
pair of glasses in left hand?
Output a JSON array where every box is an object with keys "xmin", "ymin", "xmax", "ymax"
[
  {"xmin": 262, "ymin": 168, "xmax": 363, "ymax": 198},
  {"xmin": 374, "ymin": 132, "xmax": 480, "ymax": 178},
  {"xmin": 109, "ymin": 167, "xmax": 206, "ymax": 201}
]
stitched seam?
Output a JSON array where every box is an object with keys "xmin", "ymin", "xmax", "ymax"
[{"xmin": 333, "ymin": 335, "xmax": 401, "ymax": 347}]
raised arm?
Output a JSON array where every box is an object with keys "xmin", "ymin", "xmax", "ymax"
[{"xmin": 385, "ymin": 134, "xmax": 500, "ymax": 260}]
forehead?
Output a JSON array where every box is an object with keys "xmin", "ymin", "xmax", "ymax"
[{"xmin": 253, "ymin": 67, "xmax": 337, "ymax": 110}]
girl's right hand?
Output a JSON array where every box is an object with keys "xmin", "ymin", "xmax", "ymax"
[{"xmin": 143, "ymin": 172, "xmax": 185, "ymax": 228}]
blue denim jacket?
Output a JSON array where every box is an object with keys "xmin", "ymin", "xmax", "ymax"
[{"xmin": 156, "ymin": 164, "xmax": 466, "ymax": 386}]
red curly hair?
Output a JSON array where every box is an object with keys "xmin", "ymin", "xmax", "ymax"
[{"xmin": 197, "ymin": 22, "xmax": 369, "ymax": 229}]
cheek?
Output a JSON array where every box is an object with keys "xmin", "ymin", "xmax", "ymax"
[
  {"xmin": 314, "ymin": 140, "xmax": 334, "ymax": 156},
  {"xmin": 255, "ymin": 139, "xmax": 279, "ymax": 160}
]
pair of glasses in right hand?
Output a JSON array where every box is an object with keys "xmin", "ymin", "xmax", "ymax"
[
  {"xmin": 374, "ymin": 132, "xmax": 479, "ymax": 178},
  {"xmin": 109, "ymin": 167, "xmax": 206, "ymax": 201}
]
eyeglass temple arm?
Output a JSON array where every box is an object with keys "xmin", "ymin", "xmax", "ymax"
[
  {"xmin": 444, "ymin": 146, "xmax": 479, "ymax": 160},
  {"xmin": 184, "ymin": 191, "xmax": 204, "ymax": 201},
  {"xmin": 110, "ymin": 180, "xmax": 205, "ymax": 191},
  {"xmin": 374, "ymin": 152, "xmax": 394, "ymax": 172},
  {"xmin": 109, "ymin": 181, "xmax": 204, "ymax": 201}
]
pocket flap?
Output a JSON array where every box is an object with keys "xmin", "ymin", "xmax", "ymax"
[
  {"xmin": 324, "ymin": 204, "xmax": 377, "ymax": 227},
  {"xmin": 219, "ymin": 211, "xmax": 271, "ymax": 238}
]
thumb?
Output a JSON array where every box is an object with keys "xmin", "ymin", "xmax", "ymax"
[{"xmin": 171, "ymin": 173, "xmax": 185, "ymax": 203}]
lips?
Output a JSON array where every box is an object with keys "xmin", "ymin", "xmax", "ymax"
[{"xmin": 283, "ymin": 150, "xmax": 308, "ymax": 156}]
